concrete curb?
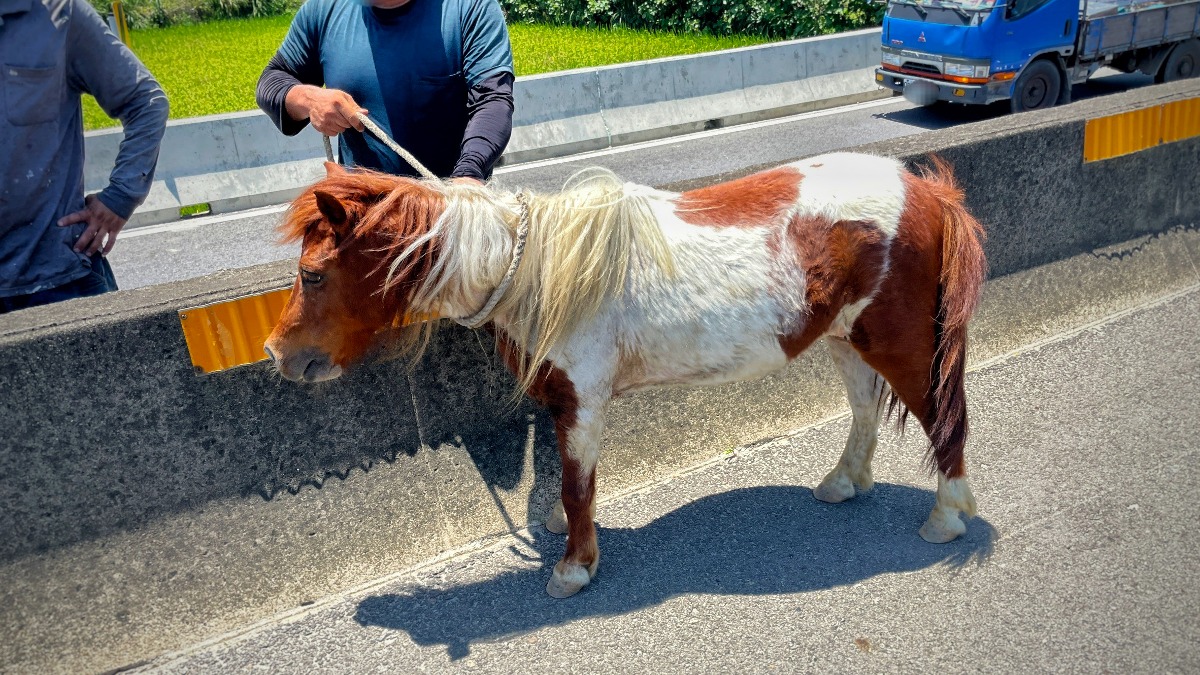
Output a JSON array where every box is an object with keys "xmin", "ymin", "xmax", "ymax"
[
  {"xmin": 6, "ymin": 79, "xmax": 1199, "ymax": 674},
  {"xmin": 84, "ymin": 29, "xmax": 885, "ymax": 228}
]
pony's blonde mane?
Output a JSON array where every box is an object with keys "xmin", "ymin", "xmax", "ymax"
[
  {"xmin": 495, "ymin": 169, "xmax": 675, "ymax": 391},
  {"xmin": 385, "ymin": 169, "xmax": 675, "ymax": 393}
]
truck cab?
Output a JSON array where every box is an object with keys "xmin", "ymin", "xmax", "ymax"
[{"xmin": 876, "ymin": 0, "xmax": 1200, "ymax": 111}]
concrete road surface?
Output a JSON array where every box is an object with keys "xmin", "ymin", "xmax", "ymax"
[{"xmin": 140, "ymin": 283, "xmax": 1200, "ymax": 672}]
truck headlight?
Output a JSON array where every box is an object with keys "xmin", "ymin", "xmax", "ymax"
[
  {"xmin": 882, "ymin": 52, "xmax": 901, "ymax": 67},
  {"xmin": 945, "ymin": 62, "xmax": 989, "ymax": 78}
]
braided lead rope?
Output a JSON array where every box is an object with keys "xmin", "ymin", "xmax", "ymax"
[
  {"xmin": 320, "ymin": 112, "xmax": 439, "ymax": 181},
  {"xmin": 456, "ymin": 192, "xmax": 531, "ymax": 329}
]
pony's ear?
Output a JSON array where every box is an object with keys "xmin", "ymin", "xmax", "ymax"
[
  {"xmin": 313, "ymin": 190, "xmax": 348, "ymax": 227},
  {"xmin": 324, "ymin": 161, "xmax": 345, "ymax": 177}
]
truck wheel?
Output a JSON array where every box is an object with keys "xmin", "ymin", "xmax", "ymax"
[
  {"xmin": 1011, "ymin": 60, "xmax": 1061, "ymax": 113},
  {"xmin": 1158, "ymin": 40, "xmax": 1200, "ymax": 83}
]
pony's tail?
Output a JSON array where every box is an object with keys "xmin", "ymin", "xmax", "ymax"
[{"xmin": 922, "ymin": 156, "xmax": 987, "ymax": 479}]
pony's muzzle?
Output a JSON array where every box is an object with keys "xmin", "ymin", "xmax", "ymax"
[{"xmin": 265, "ymin": 344, "xmax": 344, "ymax": 383}]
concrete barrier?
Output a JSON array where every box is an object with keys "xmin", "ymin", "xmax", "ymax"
[
  {"xmin": 84, "ymin": 29, "xmax": 886, "ymax": 228},
  {"xmin": 6, "ymin": 79, "xmax": 1199, "ymax": 673}
]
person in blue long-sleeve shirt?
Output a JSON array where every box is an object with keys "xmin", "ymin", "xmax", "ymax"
[
  {"xmin": 256, "ymin": 0, "xmax": 514, "ymax": 183},
  {"xmin": 0, "ymin": 0, "xmax": 168, "ymax": 312}
]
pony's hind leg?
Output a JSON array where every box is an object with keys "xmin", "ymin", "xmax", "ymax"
[
  {"xmin": 920, "ymin": 470, "xmax": 977, "ymax": 543},
  {"xmin": 814, "ymin": 337, "xmax": 887, "ymax": 504},
  {"xmin": 847, "ymin": 320, "xmax": 977, "ymax": 544},
  {"xmin": 544, "ymin": 499, "xmax": 568, "ymax": 535}
]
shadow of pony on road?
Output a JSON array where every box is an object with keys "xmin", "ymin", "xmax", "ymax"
[{"xmin": 355, "ymin": 482, "xmax": 997, "ymax": 659}]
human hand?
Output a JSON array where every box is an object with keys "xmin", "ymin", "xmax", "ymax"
[
  {"xmin": 287, "ymin": 85, "xmax": 367, "ymax": 136},
  {"xmin": 57, "ymin": 194, "xmax": 126, "ymax": 256}
]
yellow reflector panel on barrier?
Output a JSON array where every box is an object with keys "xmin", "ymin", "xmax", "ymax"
[
  {"xmin": 179, "ymin": 288, "xmax": 292, "ymax": 374},
  {"xmin": 1161, "ymin": 97, "xmax": 1200, "ymax": 144},
  {"xmin": 179, "ymin": 289, "xmax": 440, "ymax": 375},
  {"xmin": 1084, "ymin": 105, "xmax": 1161, "ymax": 162},
  {"xmin": 1084, "ymin": 96, "xmax": 1200, "ymax": 163}
]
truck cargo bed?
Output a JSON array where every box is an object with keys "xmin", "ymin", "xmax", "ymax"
[{"xmin": 1081, "ymin": 0, "xmax": 1200, "ymax": 59}]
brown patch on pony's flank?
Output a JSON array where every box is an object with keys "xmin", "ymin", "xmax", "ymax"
[
  {"xmin": 776, "ymin": 215, "xmax": 888, "ymax": 359},
  {"xmin": 675, "ymin": 167, "xmax": 803, "ymax": 227},
  {"xmin": 848, "ymin": 173, "xmax": 941, "ymax": 440},
  {"xmin": 854, "ymin": 637, "xmax": 874, "ymax": 653},
  {"xmin": 849, "ymin": 159, "xmax": 986, "ymax": 479}
]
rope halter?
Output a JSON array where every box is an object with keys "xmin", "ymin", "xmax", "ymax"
[{"xmin": 456, "ymin": 191, "xmax": 531, "ymax": 329}]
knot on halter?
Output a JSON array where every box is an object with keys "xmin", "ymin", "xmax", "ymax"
[{"xmin": 456, "ymin": 191, "xmax": 531, "ymax": 329}]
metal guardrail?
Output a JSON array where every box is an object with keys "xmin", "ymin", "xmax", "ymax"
[{"xmin": 109, "ymin": 0, "xmax": 132, "ymax": 45}]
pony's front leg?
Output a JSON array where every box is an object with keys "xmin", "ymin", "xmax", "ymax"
[{"xmin": 546, "ymin": 399, "xmax": 607, "ymax": 599}]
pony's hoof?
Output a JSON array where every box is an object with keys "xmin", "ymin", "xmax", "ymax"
[
  {"xmin": 813, "ymin": 473, "xmax": 856, "ymax": 504},
  {"xmin": 544, "ymin": 500, "xmax": 568, "ymax": 535},
  {"xmin": 546, "ymin": 561, "xmax": 593, "ymax": 599},
  {"xmin": 919, "ymin": 509, "xmax": 967, "ymax": 543}
]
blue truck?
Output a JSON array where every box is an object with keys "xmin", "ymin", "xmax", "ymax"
[{"xmin": 875, "ymin": 0, "xmax": 1200, "ymax": 111}]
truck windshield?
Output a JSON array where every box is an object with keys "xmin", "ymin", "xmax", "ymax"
[{"xmin": 888, "ymin": 0, "xmax": 999, "ymax": 24}]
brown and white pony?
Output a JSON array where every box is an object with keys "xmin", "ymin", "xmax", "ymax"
[{"xmin": 264, "ymin": 153, "xmax": 987, "ymax": 599}]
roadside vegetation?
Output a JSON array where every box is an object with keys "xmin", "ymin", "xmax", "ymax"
[
  {"xmin": 83, "ymin": 0, "xmax": 880, "ymax": 129},
  {"xmin": 91, "ymin": 0, "xmax": 880, "ymax": 36},
  {"xmin": 501, "ymin": 0, "xmax": 881, "ymax": 39},
  {"xmin": 83, "ymin": 19, "xmax": 773, "ymax": 129}
]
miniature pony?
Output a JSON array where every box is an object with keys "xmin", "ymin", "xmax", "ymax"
[{"xmin": 264, "ymin": 153, "xmax": 987, "ymax": 598}]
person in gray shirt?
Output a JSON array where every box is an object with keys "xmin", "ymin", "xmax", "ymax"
[{"xmin": 0, "ymin": 0, "xmax": 167, "ymax": 313}]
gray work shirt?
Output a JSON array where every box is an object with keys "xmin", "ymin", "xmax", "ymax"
[{"xmin": 0, "ymin": 0, "xmax": 167, "ymax": 297}]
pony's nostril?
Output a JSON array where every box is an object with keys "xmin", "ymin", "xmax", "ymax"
[
  {"xmin": 264, "ymin": 345, "xmax": 277, "ymax": 362},
  {"xmin": 302, "ymin": 358, "xmax": 323, "ymax": 381}
]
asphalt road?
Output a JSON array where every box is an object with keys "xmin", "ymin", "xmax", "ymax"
[
  {"xmin": 108, "ymin": 70, "xmax": 1156, "ymax": 291},
  {"xmin": 142, "ymin": 282, "xmax": 1200, "ymax": 673}
]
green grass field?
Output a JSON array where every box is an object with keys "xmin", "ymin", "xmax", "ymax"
[{"xmin": 84, "ymin": 19, "xmax": 771, "ymax": 130}]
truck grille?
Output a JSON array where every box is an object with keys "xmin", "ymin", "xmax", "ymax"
[{"xmin": 901, "ymin": 61, "xmax": 941, "ymax": 75}]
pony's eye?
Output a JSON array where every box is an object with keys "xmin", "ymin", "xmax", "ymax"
[{"xmin": 299, "ymin": 269, "xmax": 324, "ymax": 286}]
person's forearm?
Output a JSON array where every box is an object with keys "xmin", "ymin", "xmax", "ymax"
[
  {"xmin": 256, "ymin": 53, "xmax": 312, "ymax": 136},
  {"xmin": 100, "ymin": 72, "xmax": 169, "ymax": 220},
  {"xmin": 452, "ymin": 72, "xmax": 514, "ymax": 180},
  {"xmin": 68, "ymin": 0, "xmax": 170, "ymax": 221}
]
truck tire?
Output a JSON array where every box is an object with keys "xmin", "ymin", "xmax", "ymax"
[
  {"xmin": 1158, "ymin": 40, "xmax": 1200, "ymax": 83},
  {"xmin": 1011, "ymin": 60, "xmax": 1062, "ymax": 113}
]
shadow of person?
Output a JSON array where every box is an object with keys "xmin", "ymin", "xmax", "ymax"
[{"xmin": 355, "ymin": 483, "xmax": 996, "ymax": 659}]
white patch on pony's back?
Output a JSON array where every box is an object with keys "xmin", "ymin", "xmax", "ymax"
[
  {"xmin": 598, "ymin": 199, "xmax": 794, "ymax": 392},
  {"xmin": 790, "ymin": 153, "xmax": 907, "ymax": 237}
]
